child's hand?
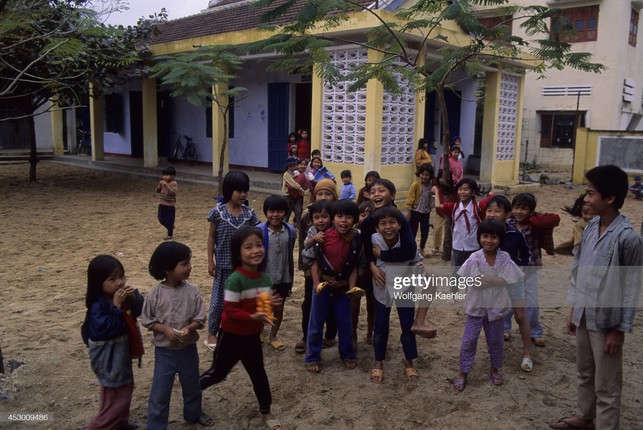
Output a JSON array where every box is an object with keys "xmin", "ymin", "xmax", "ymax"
[
  {"xmin": 313, "ymin": 231, "xmax": 326, "ymax": 244},
  {"xmin": 164, "ymin": 326, "xmax": 184, "ymax": 342},
  {"xmin": 373, "ymin": 246, "xmax": 381, "ymax": 259},
  {"xmin": 566, "ymin": 310, "xmax": 576, "ymax": 336},
  {"xmin": 112, "ymin": 286, "xmax": 134, "ymax": 308},
  {"xmin": 208, "ymin": 261, "xmax": 216, "ymax": 277},
  {"xmin": 372, "ymin": 266, "xmax": 386, "ymax": 288},
  {"xmin": 250, "ymin": 312, "xmax": 274, "ymax": 326},
  {"xmin": 270, "ymin": 291, "xmax": 284, "ymax": 309}
]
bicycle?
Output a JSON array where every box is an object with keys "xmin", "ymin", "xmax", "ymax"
[
  {"xmin": 170, "ymin": 133, "xmax": 199, "ymax": 164},
  {"xmin": 74, "ymin": 130, "xmax": 92, "ymax": 155}
]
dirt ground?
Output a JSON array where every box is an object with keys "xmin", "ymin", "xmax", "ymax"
[{"xmin": 0, "ymin": 161, "xmax": 641, "ymax": 430}]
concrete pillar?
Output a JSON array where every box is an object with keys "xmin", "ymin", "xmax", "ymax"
[
  {"xmin": 363, "ymin": 47, "xmax": 384, "ymax": 179},
  {"xmin": 50, "ymin": 99, "xmax": 64, "ymax": 155},
  {"xmin": 211, "ymin": 83, "xmax": 229, "ymax": 178},
  {"xmin": 142, "ymin": 78, "xmax": 158, "ymax": 168},
  {"xmin": 311, "ymin": 66, "xmax": 324, "ymax": 155},
  {"xmin": 89, "ymin": 82, "xmax": 105, "ymax": 161}
]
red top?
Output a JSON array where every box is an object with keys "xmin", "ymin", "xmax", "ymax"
[
  {"xmin": 297, "ymin": 138, "xmax": 311, "ymax": 160},
  {"xmin": 320, "ymin": 228, "xmax": 351, "ymax": 273}
]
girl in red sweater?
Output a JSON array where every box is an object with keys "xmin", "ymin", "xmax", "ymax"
[{"xmin": 200, "ymin": 226, "xmax": 282, "ymax": 430}]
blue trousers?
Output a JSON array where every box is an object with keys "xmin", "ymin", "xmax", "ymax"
[
  {"xmin": 147, "ymin": 344, "xmax": 201, "ymax": 430},
  {"xmin": 157, "ymin": 205, "xmax": 175, "ymax": 237},
  {"xmin": 373, "ymin": 299, "xmax": 417, "ymax": 362},
  {"xmin": 504, "ymin": 269, "xmax": 543, "ymax": 337},
  {"xmin": 305, "ymin": 288, "xmax": 354, "ymax": 363}
]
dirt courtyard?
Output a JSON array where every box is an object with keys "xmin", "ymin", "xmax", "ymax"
[{"xmin": 0, "ymin": 161, "xmax": 641, "ymax": 429}]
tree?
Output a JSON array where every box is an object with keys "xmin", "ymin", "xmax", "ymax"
[
  {"xmin": 0, "ymin": 0, "xmax": 166, "ymax": 182},
  {"xmin": 146, "ymin": 46, "xmax": 246, "ymax": 196},
  {"xmin": 248, "ymin": 0, "xmax": 605, "ymax": 187}
]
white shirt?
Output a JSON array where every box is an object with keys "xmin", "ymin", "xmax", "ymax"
[{"xmin": 452, "ymin": 200, "xmax": 479, "ymax": 251}]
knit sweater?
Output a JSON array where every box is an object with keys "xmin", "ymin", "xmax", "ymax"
[{"xmin": 222, "ymin": 267, "xmax": 273, "ymax": 335}]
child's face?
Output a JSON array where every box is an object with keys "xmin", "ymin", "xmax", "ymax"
[
  {"xmin": 450, "ymin": 148, "xmax": 461, "ymax": 159},
  {"xmin": 314, "ymin": 189, "xmax": 334, "ymax": 202},
  {"xmin": 240, "ymin": 234, "xmax": 265, "ymax": 269},
  {"xmin": 376, "ymin": 216, "xmax": 401, "ymax": 243},
  {"xmin": 485, "ymin": 202, "xmax": 508, "ymax": 223},
  {"xmin": 366, "ymin": 176, "xmax": 375, "ymax": 186},
  {"xmin": 581, "ymin": 205, "xmax": 594, "ymax": 223},
  {"xmin": 266, "ymin": 209, "xmax": 286, "ymax": 228},
  {"xmin": 334, "ymin": 213, "xmax": 355, "ymax": 235},
  {"xmin": 512, "ymin": 204, "xmax": 534, "ymax": 223},
  {"xmin": 297, "ymin": 161, "xmax": 307, "ymax": 172},
  {"xmin": 102, "ymin": 268, "xmax": 125, "ymax": 298},
  {"xmin": 168, "ymin": 258, "xmax": 192, "ymax": 282},
  {"xmin": 583, "ymin": 182, "xmax": 613, "ymax": 216},
  {"xmin": 230, "ymin": 189, "xmax": 248, "ymax": 206},
  {"xmin": 287, "ymin": 164, "xmax": 296, "ymax": 172},
  {"xmin": 341, "ymin": 176, "xmax": 351, "ymax": 185},
  {"xmin": 359, "ymin": 207, "xmax": 371, "ymax": 225},
  {"xmin": 289, "ymin": 135, "xmax": 297, "ymax": 142},
  {"xmin": 419, "ymin": 170, "xmax": 431, "ymax": 184},
  {"xmin": 163, "ymin": 174, "xmax": 174, "ymax": 182},
  {"xmin": 457, "ymin": 184, "xmax": 475, "ymax": 202},
  {"xmin": 312, "ymin": 159, "xmax": 322, "ymax": 169},
  {"xmin": 479, "ymin": 233, "xmax": 500, "ymax": 252},
  {"xmin": 370, "ymin": 184, "xmax": 394, "ymax": 209},
  {"xmin": 301, "ymin": 131, "xmax": 309, "ymax": 139},
  {"xmin": 312, "ymin": 210, "xmax": 331, "ymax": 231}
]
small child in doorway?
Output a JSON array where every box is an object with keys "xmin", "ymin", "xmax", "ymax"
[
  {"xmin": 453, "ymin": 219, "xmax": 524, "ymax": 392},
  {"xmin": 142, "ymin": 241, "xmax": 212, "ymax": 429},
  {"xmin": 156, "ymin": 166, "xmax": 178, "ymax": 240},
  {"xmin": 257, "ymin": 195, "xmax": 297, "ymax": 351},
  {"xmin": 339, "ymin": 169, "xmax": 356, "ymax": 201}
]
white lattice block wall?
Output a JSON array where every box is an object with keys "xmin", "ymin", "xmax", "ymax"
[
  {"xmin": 496, "ymin": 73, "xmax": 519, "ymax": 161},
  {"xmin": 381, "ymin": 74, "xmax": 416, "ymax": 165}
]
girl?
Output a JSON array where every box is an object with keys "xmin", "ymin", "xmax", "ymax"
[
  {"xmin": 438, "ymin": 144, "xmax": 463, "ymax": 187},
  {"xmin": 356, "ymin": 170, "xmax": 380, "ymax": 205},
  {"xmin": 200, "ymin": 226, "xmax": 282, "ymax": 430},
  {"xmin": 206, "ymin": 170, "xmax": 259, "ymax": 349},
  {"xmin": 414, "ymin": 138, "xmax": 432, "ymax": 170},
  {"xmin": 405, "ymin": 163, "xmax": 435, "ymax": 257},
  {"xmin": 286, "ymin": 131, "xmax": 299, "ymax": 158},
  {"xmin": 306, "ymin": 156, "xmax": 336, "ymax": 196},
  {"xmin": 282, "ymin": 157, "xmax": 305, "ymax": 227},
  {"xmin": 142, "ymin": 241, "xmax": 211, "ymax": 429},
  {"xmin": 297, "ymin": 129, "xmax": 311, "ymax": 160},
  {"xmin": 83, "ymin": 255, "xmax": 144, "ymax": 430},
  {"xmin": 555, "ymin": 192, "xmax": 593, "ymax": 255},
  {"xmin": 453, "ymin": 219, "xmax": 523, "ymax": 392},
  {"xmin": 433, "ymin": 178, "xmax": 485, "ymax": 293}
]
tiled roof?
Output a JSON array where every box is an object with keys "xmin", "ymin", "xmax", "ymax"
[{"xmin": 152, "ymin": 0, "xmax": 373, "ymax": 45}]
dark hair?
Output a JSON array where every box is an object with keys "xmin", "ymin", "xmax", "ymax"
[
  {"xmin": 341, "ymin": 169, "xmax": 352, "ymax": 179},
  {"xmin": 310, "ymin": 156, "xmax": 323, "ymax": 168},
  {"xmin": 230, "ymin": 226, "xmax": 264, "ymax": 268},
  {"xmin": 418, "ymin": 138, "xmax": 427, "ymax": 149},
  {"xmin": 162, "ymin": 166, "xmax": 176, "ymax": 176},
  {"xmin": 331, "ymin": 199, "xmax": 359, "ymax": 222},
  {"xmin": 371, "ymin": 178, "xmax": 396, "ymax": 198},
  {"xmin": 562, "ymin": 193, "xmax": 587, "ymax": 217},
  {"xmin": 309, "ymin": 200, "xmax": 332, "ymax": 216},
  {"xmin": 364, "ymin": 170, "xmax": 380, "ymax": 183},
  {"xmin": 358, "ymin": 200, "xmax": 374, "ymax": 214},
  {"xmin": 222, "ymin": 170, "xmax": 250, "ymax": 203},
  {"xmin": 451, "ymin": 135, "xmax": 461, "ymax": 144},
  {"xmin": 148, "ymin": 242, "xmax": 192, "ymax": 281},
  {"xmin": 373, "ymin": 205, "xmax": 403, "ymax": 226},
  {"xmin": 487, "ymin": 195, "xmax": 512, "ymax": 213},
  {"xmin": 288, "ymin": 131, "xmax": 299, "ymax": 141},
  {"xmin": 86, "ymin": 255, "xmax": 124, "ymax": 309},
  {"xmin": 416, "ymin": 163, "xmax": 435, "ymax": 178},
  {"xmin": 456, "ymin": 178, "xmax": 479, "ymax": 194},
  {"xmin": 263, "ymin": 194, "xmax": 289, "ymax": 215},
  {"xmin": 311, "ymin": 149, "xmax": 321, "ymax": 157},
  {"xmin": 477, "ymin": 218, "xmax": 506, "ymax": 246},
  {"xmin": 512, "ymin": 192, "xmax": 537, "ymax": 212},
  {"xmin": 585, "ymin": 164, "xmax": 628, "ymax": 210}
]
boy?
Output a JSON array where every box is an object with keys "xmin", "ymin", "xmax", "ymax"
[
  {"xmin": 370, "ymin": 206, "xmax": 422, "ymax": 383},
  {"xmin": 156, "ymin": 166, "xmax": 177, "ymax": 240},
  {"xmin": 257, "ymin": 195, "xmax": 296, "ymax": 351},
  {"xmin": 339, "ymin": 169, "xmax": 356, "ymax": 201},
  {"xmin": 550, "ymin": 165, "xmax": 642, "ymax": 430},
  {"xmin": 629, "ymin": 174, "xmax": 642, "ymax": 199},
  {"xmin": 305, "ymin": 200, "xmax": 363, "ymax": 373},
  {"xmin": 282, "ymin": 157, "xmax": 304, "ymax": 227},
  {"xmin": 485, "ymin": 195, "xmax": 534, "ymax": 372},
  {"xmin": 507, "ymin": 193, "xmax": 560, "ymax": 347}
]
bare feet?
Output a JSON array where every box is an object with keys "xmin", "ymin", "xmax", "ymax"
[
  {"xmin": 305, "ymin": 361, "xmax": 320, "ymax": 373},
  {"xmin": 548, "ymin": 416, "xmax": 594, "ymax": 429}
]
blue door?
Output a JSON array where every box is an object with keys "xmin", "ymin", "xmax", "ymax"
[{"xmin": 268, "ymin": 83, "xmax": 289, "ymax": 172}]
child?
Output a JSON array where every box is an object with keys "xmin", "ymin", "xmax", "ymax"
[
  {"xmin": 356, "ymin": 170, "xmax": 380, "ymax": 205},
  {"xmin": 414, "ymin": 138, "xmax": 432, "ymax": 170},
  {"xmin": 286, "ymin": 131, "xmax": 299, "ymax": 158},
  {"xmin": 282, "ymin": 157, "xmax": 305, "ymax": 227},
  {"xmin": 156, "ymin": 165, "xmax": 178, "ymax": 240},
  {"xmin": 200, "ymin": 226, "xmax": 282, "ymax": 430},
  {"xmin": 297, "ymin": 129, "xmax": 311, "ymax": 160},
  {"xmin": 438, "ymin": 144, "xmax": 463, "ymax": 187},
  {"xmin": 83, "ymin": 255, "xmax": 144, "ymax": 430},
  {"xmin": 206, "ymin": 171, "xmax": 259, "ymax": 349},
  {"xmin": 339, "ymin": 169, "xmax": 356, "ymax": 201},
  {"xmin": 433, "ymin": 178, "xmax": 486, "ymax": 294},
  {"xmin": 257, "ymin": 195, "xmax": 296, "ymax": 351},
  {"xmin": 555, "ymin": 193, "xmax": 593, "ymax": 256},
  {"xmin": 361, "ymin": 179, "xmax": 434, "ymax": 338},
  {"xmin": 305, "ymin": 200, "xmax": 363, "ymax": 373},
  {"xmin": 142, "ymin": 241, "xmax": 211, "ymax": 429},
  {"xmin": 485, "ymin": 195, "xmax": 534, "ymax": 372},
  {"xmin": 370, "ymin": 206, "xmax": 422, "ymax": 384},
  {"xmin": 507, "ymin": 192, "xmax": 560, "ymax": 347},
  {"xmin": 296, "ymin": 179, "xmax": 339, "ymax": 353},
  {"xmin": 306, "ymin": 156, "xmax": 336, "ymax": 194},
  {"xmin": 453, "ymin": 219, "xmax": 524, "ymax": 392},
  {"xmin": 629, "ymin": 174, "xmax": 642, "ymax": 199},
  {"xmin": 550, "ymin": 165, "xmax": 642, "ymax": 430},
  {"xmin": 405, "ymin": 163, "xmax": 435, "ymax": 257},
  {"xmin": 352, "ymin": 201, "xmax": 376, "ymax": 347}
]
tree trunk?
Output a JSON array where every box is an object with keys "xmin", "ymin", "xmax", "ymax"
[
  {"xmin": 217, "ymin": 120, "xmax": 228, "ymax": 197},
  {"xmin": 28, "ymin": 111, "xmax": 39, "ymax": 183}
]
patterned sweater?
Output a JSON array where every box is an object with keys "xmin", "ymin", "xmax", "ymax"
[{"xmin": 222, "ymin": 267, "xmax": 273, "ymax": 335}]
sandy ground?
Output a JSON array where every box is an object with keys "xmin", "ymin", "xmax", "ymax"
[{"xmin": 0, "ymin": 161, "xmax": 642, "ymax": 430}]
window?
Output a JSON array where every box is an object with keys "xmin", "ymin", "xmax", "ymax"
[
  {"xmin": 478, "ymin": 15, "xmax": 513, "ymax": 40},
  {"xmin": 539, "ymin": 112, "xmax": 585, "ymax": 148},
  {"xmin": 630, "ymin": 9, "xmax": 639, "ymax": 47},
  {"xmin": 104, "ymin": 94, "xmax": 123, "ymax": 133},
  {"xmin": 557, "ymin": 5, "xmax": 599, "ymax": 43}
]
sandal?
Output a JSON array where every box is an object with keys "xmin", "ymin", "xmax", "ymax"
[
  {"xmin": 370, "ymin": 368, "xmax": 383, "ymax": 383},
  {"xmin": 346, "ymin": 287, "xmax": 366, "ymax": 298},
  {"xmin": 295, "ymin": 340, "xmax": 306, "ymax": 354},
  {"xmin": 203, "ymin": 340, "xmax": 217, "ymax": 351},
  {"xmin": 548, "ymin": 416, "xmax": 595, "ymax": 429},
  {"xmin": 263, "ymin": 417, "xmax": 282, "ymax": 430},
  {"xmin": 305, "ymin": 361, "xmax": 320, "ymax": 373},
  {"xmin": 521, "ymin": 357, "xmax": 534, "ymax": 372},
  {"xmin": 342, "ymin": 358, "xmax": 357, "ymax": 370},
  {"xmin": 503, "ymin": 332, "xmax": 511, "ymax": 342},
  {"xmin": 531, "ymin": 337, "xmax": 545, "ymax": 347},
  {"xmin": 489, "ymin": 371, "xmax": 504, "ymax": 386},
  {"xmin": 197, "ymin": 412, "xmax": 214, "ymax": 427},
  {"xmin": 452, "ymin": 376, "xmax": 466, "ymax": 392},
  {"xmin": 269, "ymin": 340, "xmax": 286, "ymax": 351},
  {"xmin": 404, "ymin": 367, "xmax": 418, "ymax": 381}
]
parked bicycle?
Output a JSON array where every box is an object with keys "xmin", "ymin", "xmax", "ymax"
[
  {"xmin": 170, "ymin": 133, "xmax": 199, "ymax": 164},
  {"xmin": 74, "ymin": 130, "xmax": 92, "ymax": 155}
]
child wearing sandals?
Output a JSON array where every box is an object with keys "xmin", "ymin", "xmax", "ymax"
[
  {"xmin": 200, "ymin": 226, "xmax": 282, "ymax": 430},
  {"xmin": 453, "ymin": 219, "xmax": 523, "ymax": 392},
  {"xmin": 370, "ymin": 206, "xmax": 423, "ymax": 383}
]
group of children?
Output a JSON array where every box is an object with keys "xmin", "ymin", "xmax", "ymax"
[{"xmin": 88, "ymin": 160, "xmax": 640, "ymax": 429}]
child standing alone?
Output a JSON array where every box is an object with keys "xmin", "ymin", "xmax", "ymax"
[
  {"xmin": 83, "ymin": 255, "xmax": 144, "ymax": 430},
  {"xmin": 156, "ymin": 166, "xmax": 178, "ymax": 240},
  {"xmin": 405, "ymin": 163, "xmax": 435, "ymax": 257},
  {"xmin": 142, "ymin": 242, "xmax": 212, "ymax": 429}
]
